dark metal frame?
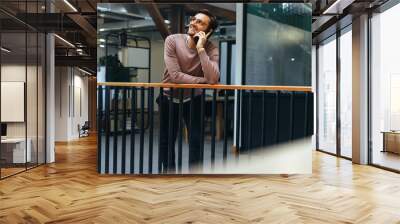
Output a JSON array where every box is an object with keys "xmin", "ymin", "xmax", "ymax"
[
  {"xmin": 218, "ymin": 40, "xmax": 236, "ymax": 85},
  {"xmin": 104, "ymin": 33, "xmax": 152, "ymax": 82}
]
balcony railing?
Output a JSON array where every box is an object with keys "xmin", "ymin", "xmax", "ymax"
[{"xmin": 97, "ymin": 82, "xmax": 313, "ymax": 174}]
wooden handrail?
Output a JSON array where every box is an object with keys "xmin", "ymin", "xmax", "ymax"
[{"xmin": 97, "ymin": 82, "xmax": 313, "ymax": 92}]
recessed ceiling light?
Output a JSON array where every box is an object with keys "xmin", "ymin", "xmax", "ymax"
[
  {"xmin": 54, "ymin": 34, "xmax": 75, "ymax": 48},
  {"xmin": 78, "ymin": 67, "xmax": 93, "ymax": 76},
  {"xmin": 63, "ymin": 0, "xmax": 78, "ymax": 12},
  {"xmin": 323, "ymin": 0, "xmax": 344, "ymax": 14}
]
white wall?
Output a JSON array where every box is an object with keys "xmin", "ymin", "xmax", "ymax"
[
  {"xmin": 55, "ymin": 67, "xmax": 89, "ymax": 141},
  {"xmin": 1, "ymin": 64, "xmax": 46, "ymax": 164}
]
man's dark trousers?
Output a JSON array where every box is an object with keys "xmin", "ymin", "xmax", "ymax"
[{"xmin": 157, "ymin": 95, "xmax": 202, "ymax": 173}]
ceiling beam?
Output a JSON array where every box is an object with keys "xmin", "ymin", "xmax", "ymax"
[
  {"xmin": 67, "ymin": 14, "xmax": 97, "ymax": 38},
  {"xmin": 52, "ymin": 1, "xmax": 97, "ymax": 47},
  {"xmin": 55, "ymin": 55, "xmax": 96, "ymax": 70},
  {"xmin": 99, "ymin": 20, "xmax": 155, "ymax": 32},
  {"xmin": 139, "ymin": 2, "xmax": 171, "ymax": 39}
]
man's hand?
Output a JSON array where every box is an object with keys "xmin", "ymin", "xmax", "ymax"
[{"xmin": 195, "ymin": 31, "xmax": 211, "ymax": 52}]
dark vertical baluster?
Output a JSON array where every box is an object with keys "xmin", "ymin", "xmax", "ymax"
[
  {"xmin": 139, "ymin": 87, "xmax": 145, "ymax": 174},
  {"xmin": 200, "ymin": 89, "xmax": 205, "ymax": 169},
  {"xmin": 113, "ymin": 87, "xmax": 119, "ymax": 174},
  {"xmin": 158, "ymin": 88, "xmax": 164, "ymax": 173},
  {"xmin": 177, "ymin": 89, "xmax": 183, "ymax": 173},
  {"xmin": 275, "ymin": 91, "xmax": 280, "ymax": 144},
  {"xmin": 105, "ymin": 86, "xmax": 110, "ymax": 173},
  {"xmin": 130, "ymin": 87, "xmax": 136, "ymax": 174},
  {"xmin": 223, "ymin": 89, "xmax": 228, "ymax": 167},
  {"xmin": 189, "ymin": 89, "xmax": 195, "ymax": 171},
  {"xmin": 262, "ymin": 91, "xmax": 266, "ymax": 146},
  {"xmin": 247, "ymin": 90, "xmax": 253, "ymax": 156},
  {"xmin": 289, "ymin": 92, "xmax": 294, "ymax": 140},
  {"xmin": 211, "ymin": 89, "xmax": 217, "ymax": 169},
  {"xmin": 235, "ymin": 90, "xmax": 241, "ymax": 160},
  {"xmin": 304, "ymin": 92, "xmax": 309, "ymax": 136},
  {"xmin": 167, "ymin": 88, "xmax": 174, "ymax": 173},
  {"xmin": 121, "ymin": 88, "xmax": 127, "ymax": 174},
  {"xmin": 148, "ymin": 87, "xmax": 154, "ymax": 174},
  {"xmin": 97, "ymin": 86, "xmax": 103, "ymax": 173}
]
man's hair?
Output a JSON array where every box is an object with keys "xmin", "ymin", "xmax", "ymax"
[{"xmin": 195, "ymin": 9, "xmax": 218, "ymax": 36}]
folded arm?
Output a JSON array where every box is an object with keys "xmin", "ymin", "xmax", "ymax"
[{"xmin": 198, "ymin": 47, "xmax": 220, "ymax": 84}]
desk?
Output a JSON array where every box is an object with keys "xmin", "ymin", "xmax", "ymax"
[
  {"xmin": 382, "ymin": 131, "xmax": 400, "ymax": 154},
  {"xmin": 1, "ymin": 138, "xmax": 31, "ymax": 163}
]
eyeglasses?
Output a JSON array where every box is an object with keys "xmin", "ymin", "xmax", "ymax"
[{"xmin": 188, "ymin": 16, "xmax": 207, "ymax": 27}]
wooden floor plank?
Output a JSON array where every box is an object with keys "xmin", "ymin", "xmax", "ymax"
[{"xmin": 0, "ymin": 135, "xmax": 400, "ymax": 223}]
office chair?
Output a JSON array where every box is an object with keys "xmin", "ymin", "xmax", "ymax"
[{"xmin": 79, "ymin": 121, "xmax": 90, "ymax": 138}]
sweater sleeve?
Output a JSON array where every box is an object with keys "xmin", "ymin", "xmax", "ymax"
[
  {"xmin": 198, "ymin": 46, "xmax": 220, "ymax": 84},
  {"xmin": 164, "ymin": 35, "xmax": 207, "ymax": 84}
]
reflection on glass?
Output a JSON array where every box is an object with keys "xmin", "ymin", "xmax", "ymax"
[
  {"xmin": 371, "ymin": 4, "xmax": 400, "ymax": 171},
  {"xmin": 340, "ymin": 29, "xmax": 352, "ymax": 158},
  {"xmin": 245, "ymin": 3, "xmax": 312, "ymax": 86},
  {"xmin": 318, "ymin": 37, "xmax": 337, "ymax": 154}
]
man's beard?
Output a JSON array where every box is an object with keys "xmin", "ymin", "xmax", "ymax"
[{"xmin": 187, "ymin": 26, "xmax": 196, "ymax": 37}]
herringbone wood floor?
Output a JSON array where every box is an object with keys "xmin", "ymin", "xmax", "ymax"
[{"xmin": 1, "ymin": 135, "xmax": 400, "ymax": 224}]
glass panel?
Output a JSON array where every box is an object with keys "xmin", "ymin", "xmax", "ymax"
[
  {"xmin": 27, "ymin": 31, "xmax": 38, "ymax": 169},
  {"xmin": 318, "ymin": 36, "xmax": 337, "ymax": 154},
  {"xmin": 340, "ymin": 29, "xmax": 352, "ymax": 158},
  {"xmin": 245, "ymin": 3, "xmax": 312, "ymax": 86},
  {"xmin": 26, "ymin": 0, "xmax": 40, "ymax": 169},
  {"xmin": 38, "ymin": 32, "xmax": 45, "ymax": 165},
  {"xmin": 312, "ymin": 45, "xmax": 317, "ymax": 149},
  {"xmin": 371, "ymin": 4, "xmax": 400, "ymax": 171},
  {"xmin": 1, "ymin": 30, "xmax": 28, "ymax": 177}
]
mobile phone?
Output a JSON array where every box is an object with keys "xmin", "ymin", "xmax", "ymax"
[{"xmin": 194, "ymin": 29, "xmax": 213, "ymax": 44}]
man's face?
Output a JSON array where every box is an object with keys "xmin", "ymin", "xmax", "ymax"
[{"xmin": 187, "ymin": 13, "xmax": 210, "ymax": 37}]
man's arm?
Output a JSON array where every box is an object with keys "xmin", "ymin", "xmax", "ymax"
[
  {"xmin": 198, "ymin": 47, "xmax": 220, "ymax": 84},
  {"xmin": 164, "ymin": 35, "xmax": 207, "ymax": 84}
]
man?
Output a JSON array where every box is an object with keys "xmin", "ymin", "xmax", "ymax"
[{"xmin": 157, "ymin": 9, "xmax": 220, "ymax": 173}]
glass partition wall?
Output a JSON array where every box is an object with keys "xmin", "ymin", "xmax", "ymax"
[
  {"xmin": 0, "ymin": 1, "xmax": 46, "ymax": 179},
  {"xmin": 316, "ymin": 26, "xmax": 352, "ymax": 159},
  {"xmin": 339, "ymin": 27, "xmax": 352, "ymax": 159}
]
